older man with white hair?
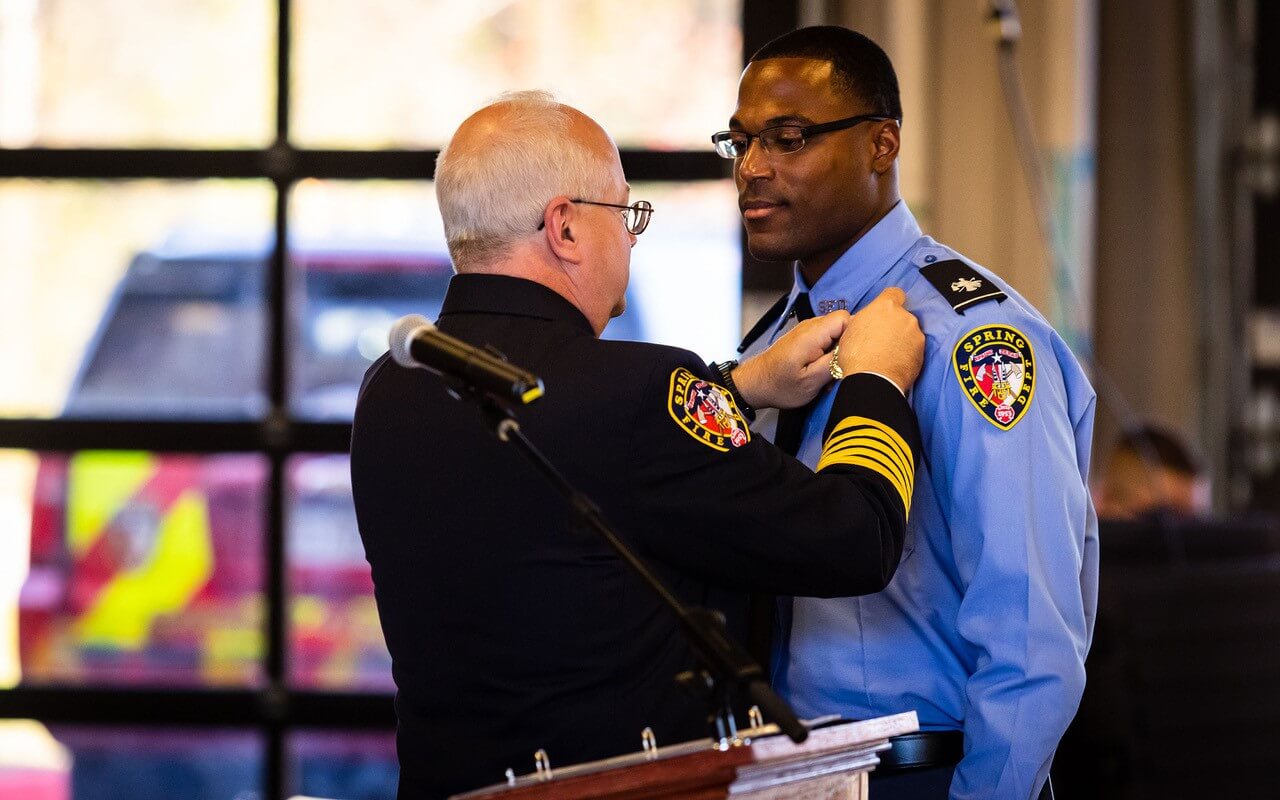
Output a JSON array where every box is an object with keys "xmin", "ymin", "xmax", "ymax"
[{"xmin": 350, "ymin": 91, "xmax": 926, "ymax": 798}]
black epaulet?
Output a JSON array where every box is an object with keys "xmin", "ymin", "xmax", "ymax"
[
  {"xmin": 919, "ymin": 259, "xmax": 1007, "ymax": 314},
  {"xmin": 737, "ymin": 292, "xmax": 791, "ymax": 354}
]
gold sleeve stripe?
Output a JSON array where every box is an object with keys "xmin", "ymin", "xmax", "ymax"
[
  {"xmin": 822, "ymin": 427, "xmax": 912, "ymax": 483},
  {"xmin": 823, "ymin": 417, "xmax": 913, "ymax": 470},
  {"xmin": 817, "ymin": 416, "xmax": 916, "ymax": 514},
  {"xmin": 819, "ymin": 422, "xmax": 911, "ymax": 476},
  {"xmin": 819, "ymin": 442, "xmax": 912, "ymax": 492}
]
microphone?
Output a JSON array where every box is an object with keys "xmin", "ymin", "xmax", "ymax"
[{"xmin": 388, "ymin": 314, "xmax": 545, "ymax": 405}]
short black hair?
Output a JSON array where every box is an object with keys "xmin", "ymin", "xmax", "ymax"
[
  {"xmin": 1115, "ymin": 425, "xmax": 1202, "ymax": 477},
  {"xmin": 750, "ymin": 26, "xmax": 902, "ymax": 122}
]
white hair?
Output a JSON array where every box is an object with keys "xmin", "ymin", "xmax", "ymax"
[{"xmin": 435, "ymin": 90, "xmax": 618, "ymax": 270}]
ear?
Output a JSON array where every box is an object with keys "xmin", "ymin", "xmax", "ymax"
[
  {"xmin": 543, "ymin": 196, "xmax": 584, "ymax": 263},
  {"xmin": 870, "ymin": 120, "xmax": 901, "ymax": 174}
]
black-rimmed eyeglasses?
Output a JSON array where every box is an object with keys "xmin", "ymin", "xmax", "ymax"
[
  {"xmin": 537, "ymin": 199, "xmax": 654, "ymax": 235},
  {"xmin": 711, "ymin": 113, "xmax": 897, "ymax": 159}
]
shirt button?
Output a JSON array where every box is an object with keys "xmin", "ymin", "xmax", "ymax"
[{"xmin": 924, "ymin": 254, "xmax": 937, "ymax": 263}]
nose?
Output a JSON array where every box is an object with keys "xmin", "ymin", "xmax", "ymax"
[{"xmin": 736, "ymin": 136, "xmax": 773, "ymax": 183}]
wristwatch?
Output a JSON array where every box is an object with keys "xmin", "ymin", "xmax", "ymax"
[{"xmin": 712, "ymin": 360, "xmax": 755, "ymax": 421}]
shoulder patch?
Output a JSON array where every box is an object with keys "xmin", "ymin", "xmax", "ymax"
[
  {"xmin": 668, "ymin": 367, "xmax": 751, "ymax": 451},
  {"xmin": 952, "ymin": 325, "xmax": 1036, "ymax": 430},
  {"xmin": 920, "ymin": 259, "xmax": 1007, "ymax": 314}
]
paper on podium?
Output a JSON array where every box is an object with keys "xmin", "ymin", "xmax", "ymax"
[{"xmin": 454, "ymin": 711, "xmax": 920, "ymax": 799}]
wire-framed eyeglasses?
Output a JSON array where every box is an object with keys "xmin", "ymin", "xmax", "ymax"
[
  {"xmin": 538, "ymin": 199, "xmax": 654, "ymax": 235},
  {"xmin": 711, "ymin": 113, "xmax": 897, "ymax": 159}
]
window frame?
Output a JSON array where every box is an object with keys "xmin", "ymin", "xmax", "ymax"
[{"xmin": 0, "ymin": 1, "xmax": 798, "ymax": 797}]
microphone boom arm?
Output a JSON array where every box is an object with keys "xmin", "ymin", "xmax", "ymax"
[{"xmin": 462, "ymin": 386, "xmax": 810, "ymax": 747}]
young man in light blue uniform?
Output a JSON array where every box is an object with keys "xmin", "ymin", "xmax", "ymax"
[{"xmin": 718, "ymin": 27, "xmax": 1098, "ymax": 800}]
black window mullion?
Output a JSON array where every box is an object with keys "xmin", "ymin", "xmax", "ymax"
[
  {"xmin": 277, "ymin": 0, "xmax": 292, "ymax": 145},
  {"xmin": 742, "ymin": 0, "xmax": 800, "ymax": 64},
  {"xmin": 263, "ymin": 189, "xmax": 290, "ymax": 800},
  {"xmin": 740, "ymin": 0, "xmax": 801, "ymax": 294},
  {"xmin": 0, "ymin": 419, "xmax": 352, "ymax": 453},
  {"xmin": 266, "ymin": 183, "xmax": 291, "ymax": 800},
  {"xmin": 0, "ymin": 5, "xmax": 796, "ymax": 799},
  {"xmin": 0, "ymin": 148, "xmax": 264, "ymax": 178},
  {"xmin": 0, "ymin": 686, "xmax": 394, "ymax": 728},
  {"xmin": 265, "ymin": 1, "xmax": 293, "ymax": 797},
  {"xmin": 0, "ymin": 148, "xmax": 724, "ymax": 182}
]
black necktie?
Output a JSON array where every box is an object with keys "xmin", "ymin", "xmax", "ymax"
[
  {"xmin": 746, "ymin": 293, "xmax": 815, "ymax": 673},
  {"xmin": 773, "ymin": 292, "xmax": 817, "ymax": 456}
]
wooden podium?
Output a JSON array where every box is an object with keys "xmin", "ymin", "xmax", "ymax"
[{"xmin": 452, "ymin": 712, "xmax": 919, "ymax": 800}]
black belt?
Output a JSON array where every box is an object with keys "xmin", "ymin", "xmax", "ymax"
[{"xmin": 876, "ymin": 731, "xmax": 964, "ymax": 773}]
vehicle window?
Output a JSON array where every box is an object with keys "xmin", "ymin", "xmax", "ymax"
[
  {"xmin": 67, "ymin": 256, "xmax": 267, "ymax": 419},
  {"xmin": 0, "ymin": 179, "xmax": 274, "ymax": 420},
  {"xmin": 294, "ymin": 263, "xmax": 453, "ymax": 421}
]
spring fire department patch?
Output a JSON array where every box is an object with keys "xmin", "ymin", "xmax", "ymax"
[
  {"xmin": 952, "ymin": 324, "xmax": 1036, "ymax": 430},
  {"xmin": 668, "ymin": 367, "xmax": 751, "ymax": 452}
]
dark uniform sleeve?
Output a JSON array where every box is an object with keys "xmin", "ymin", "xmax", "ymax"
[{"xmin": 623, "ymin": 354, "xmax": 921, "ymax": 598}]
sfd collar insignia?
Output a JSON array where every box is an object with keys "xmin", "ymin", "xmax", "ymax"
[
  {"xmin": 921, "ymin": 259, "xmax": 1006, "ymax": 314},
  {"xmin": 668, "ymin": 367, "xmax": 751, "ymax": 451},
  {"xmin": 953, "ymin": 325, "xmax": 1036, "ymax": 430}
]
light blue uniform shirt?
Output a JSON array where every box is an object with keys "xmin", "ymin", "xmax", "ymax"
[{"xmin": 741, "ymin": 200, "xmax": 1098, "ymax": 800}]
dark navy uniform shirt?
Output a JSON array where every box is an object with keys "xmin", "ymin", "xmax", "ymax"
[{"xmin": 350, "ymin": 273, "xmax": 922, "ymax": 798}]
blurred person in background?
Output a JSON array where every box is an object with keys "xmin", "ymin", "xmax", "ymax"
[{"xmin": 1095, "ymin": 424, "xmax": 1209, "ymax": 519}]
